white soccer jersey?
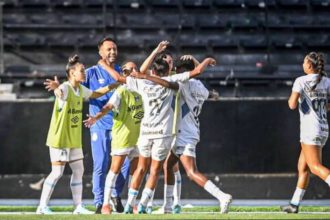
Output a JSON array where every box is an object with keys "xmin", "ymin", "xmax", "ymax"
[
  {"xmin": 126, "ymin": 72, "xmax": 190, "ymax": 139},
  {"xmin": 176, "ymin": 79, "xmax": 209, "ymax": 146},
  {"xmin": 293, "ymin": 74, "xmax": 330, "ymax": 143}
]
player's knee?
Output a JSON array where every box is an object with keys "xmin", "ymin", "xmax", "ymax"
[
  {"xmin": 50, "ymin": 169, "xmax": 64, "ymax": 181},
  {"xmin": 309, "ymin": 163, "xmax": 322, "ymax": 175},
  {"xmin": 186, "ymin": 169, "xmax": 197, "ymax": 181}
]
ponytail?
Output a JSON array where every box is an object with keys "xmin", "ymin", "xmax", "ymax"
[
  {"xmin": 306, "ymin": 52, "xmax": 327, "ymax": 90},
  {"xmin": 65, "ymin": 54, "xmax": 80, "ymax": 77}
]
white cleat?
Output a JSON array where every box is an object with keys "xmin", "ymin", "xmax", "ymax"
[
  {"xmin": 220, "ymin": 194, "xmax": 232, "ymax": 214},
  {"xmin": 36, "ymin": 206, "xmax": 54, "ymax": 215},
  {"xmin": 73, "ymin": 204, "xmax": 94, "ymax": 214}
]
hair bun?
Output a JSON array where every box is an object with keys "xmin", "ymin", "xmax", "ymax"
[{"xmin": 68, "ymin": 54, "xmax": 79, "ymax": 64}]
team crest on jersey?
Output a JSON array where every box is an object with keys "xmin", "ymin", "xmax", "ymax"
[
  {"xmin": 98, "ymin": 78, "xmax": 105, "ymax": 84},
  {"xmin": 134, "ymin": 95, "xmax": 140, "ymax": 102}
]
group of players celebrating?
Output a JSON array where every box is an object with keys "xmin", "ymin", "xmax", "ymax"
[{"xmin": 37, "ymin": 37, "xmax": 329, "ymax": 215}]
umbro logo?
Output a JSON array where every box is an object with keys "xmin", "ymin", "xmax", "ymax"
[
  {"xmin": 71, "ymin": 116, "xmax": 79, "ymax": 124},
  {"xmin": 133, "ymin": 111, "xmax": 144, "ymax": 120}
]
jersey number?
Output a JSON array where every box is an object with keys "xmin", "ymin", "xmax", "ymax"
[
  {"xmin": 149, "ymin": 96, "xmax": 166, "ymax": 116},
  {"xmin": 311, "ymin": 98, "xmax": 327, "ymax": 120}
]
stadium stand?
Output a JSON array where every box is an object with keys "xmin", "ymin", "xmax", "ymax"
[{"xmin": 1, "ymin": 0, "xmax": 330, "ymax": 98}]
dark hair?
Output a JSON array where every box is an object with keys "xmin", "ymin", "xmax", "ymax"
[
  {"xmin": 152, "ymin": 58, "xmax": 169, "ymax": 77},
  {"xmin": 176, "ymin": 59, "xmax": 195, "ymax": 73},
  {"xmin": 98, "ymin": 36, "xmax": 117, "ymax": 49},
  {"xmin": 306, "ymin": 52, "xmax": 327, "ymax": 90},
  {"xmin": 66, "ymin": 54, "xmax": 80, "ymax": 77},
  {"xmin": 155, "ymin": 51, "xmax": 173, "ymax": 61}
]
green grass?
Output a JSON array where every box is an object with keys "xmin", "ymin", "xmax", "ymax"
[
  {"xmin": 1, "ymin": 206, "xmax": 330, "ymax": 219},
  {"xmin": 1, "ymin": 205, "xmax": 330, "ymax": 213}
]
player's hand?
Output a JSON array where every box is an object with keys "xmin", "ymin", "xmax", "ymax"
[
  {"xmin": 83, "ymin": 114, "xmax": 97, "ymax": 128},
  {"xmin": 44, "ymin": 76, "xmax": 60, "ymax": 91},
  {"xmin": 180, "ymin": 55, "xmax": 200, "ymax": 66},
  {"xmin": 206, "ymin": 58, "xmax": 216, "ymax": 66},
  {"xmin": 154, "ymin": 41, "xmax": 169, "ymax": 54}
]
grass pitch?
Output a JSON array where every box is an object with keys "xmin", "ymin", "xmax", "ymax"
[{"xmin": 0, "ymin": 206, "xmax": 330, "ymax": 219}]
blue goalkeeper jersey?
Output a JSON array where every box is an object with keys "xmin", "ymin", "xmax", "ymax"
[{"xmin": 82, "ymin": 64, "xmax": 121, "ymax": 130}]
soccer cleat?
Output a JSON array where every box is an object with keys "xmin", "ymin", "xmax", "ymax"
[
  {"xmin": 111, "ymin": 197, "xmax": 124, "ymax": 213},
  {"xmin": 280, "ymin": 204, "xmax": 299, "ymax": 213},
  {"xmin": 220, "ymin": 194, "xmax": 232, "ymax": 214},
  {"xmin": 73, "ymin": 204, "xmax": 94, "ymax": 214},
  {"xmin": 137, "ymin": 204, "xmax": 147, "ymax": 214},
  {"xmin": 36, "ymin": 206, "xmax": 54, "ymax": 215},
  {"xmin": 172, "ymin": 204, "xmax": 181, "ymax": 214},
  {"xmin": 124, "ymin": 204, "xmax": 133, "ymax": 214},
  {"xmin": 101, "ymin": 204, "xmax": 112, "ymax": 214},
  {"xmin": 146, "ymin": 206, "xmax": 153, "ymax": 214},
  {"xmin": 95, "ymin": 204, "xmax": 102, "ymax": 214}
]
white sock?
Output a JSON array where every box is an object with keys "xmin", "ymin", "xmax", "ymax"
[
  {"xmin": 103, "ymin": 171, "xmax": 118, "ymax": 205},
  {"xmin": 147, "ymin": 191, "xmax": 154, "ymax": 207},
  {"xmin": 140, "ymin": 188, "xmax": 154, "ymax": 207},
  {"xmin": 290, "ymin": 187, "xmax": 305, "ymax": 206},
  {"xmin": 128, "ymin": 175, "xmax": 132, "ymax": 189},
  {"xmin": 173, "ymin": 171, "xmax": 182, "ymax": 205},
  {"xmin": 164, "ymin": 184, "xmax": 174, "ymax": 209},
  {"xmin": 204, "ymin": 180, "xmax": 228, "ymax": 201},
  {"xmin": 39, "ymin": 165, "xmax": 65, "ymax": 207},
  {"xmin": 127, "ymin": 188, "xmax": 139, "ymax": 207},
  {"xmin": 145, "ymin": 173, "xmax": 153, "ymax": 207},
  {"xmin": 325, "ymin": 175, "xmax": 330, "ymax": 187},
  {"xmin": 69, "ymin": 160, "xmax": 84, "ymax": 207}
]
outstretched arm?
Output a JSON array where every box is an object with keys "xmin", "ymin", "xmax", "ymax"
[
  {"xmin": 131, "ymin": 71, "xmax": 179, "ymax": 90},
  {"xmin": 89, "ymin": 82, "xmax": 121, "ymax": 99},
  {"xmin": 83, "ymin": 103, "xmax": 114, "ymax": 128},
  {"xmin": 140, "ymin": 41, "xmax": 169, "ymax": 74},
  {"xmin": 43, "ymin": 76, "xmax": 63, "ymax": 98},
  {"xmin": 189, "ymin": 58, "xmax": 216, "ymax": 78}
]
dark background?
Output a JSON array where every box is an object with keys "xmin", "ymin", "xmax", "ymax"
[{"xmin": 1, "ymin": 99, "xmax": 324, "ymax": 175}]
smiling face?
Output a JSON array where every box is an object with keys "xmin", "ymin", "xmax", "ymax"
[{"xmin": 99, "ymin": 40, "xmax": 118, "ymax": 65}]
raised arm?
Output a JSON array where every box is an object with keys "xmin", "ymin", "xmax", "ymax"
[
  {"xmin": 140, "ymin": 41, "xmax": 169, "ymax": 74},
  {"xmin": 83, "ymin": 103, "xmax": 114, "ymax": 128},
  {"xmin": 189, "ymin": 58, "xmax": 216, "ymax": 78},
  {"xmin": 288, "ymin": 92, "xmax": 300, "ymax": 110},
  {"xmin": 131, "ymin": 71, "xmax": 179, "ymax": 90},
  {"xmin": 89, "ymin": 82, "xmax": 121, "ymax": 99}
]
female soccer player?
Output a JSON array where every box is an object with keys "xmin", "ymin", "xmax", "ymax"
[
  {"xmin": 281, "ymin": 52, "xmax": 330, "ymax": 213},
  {"xmin": 37, "ymin": 55, "xmax": 119, "ymax": 214},
  {"xmin": 160, "ymin": 57, "xmax": 232, "ymax": 214},
  {"xmin": 83, "ymin": 62, "xmax": 143, "ymax": 214}
]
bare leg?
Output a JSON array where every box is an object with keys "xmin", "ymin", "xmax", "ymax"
[{"xmin": 301, "ymin": 143, "xmax": 329, "ymax": 180}]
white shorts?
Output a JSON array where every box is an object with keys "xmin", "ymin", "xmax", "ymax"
[
  {"xmin": 172, "ymin": 143, "xmax": 197, "ymax": 158},
  {"xmin": 111, "ymin": 146, "xmax": 139, "ymax": 161},
  {"xmin": 137, "ymin": 136, "xmax": 173, "ymax": 161},
  {"xmin": 49, "ymin": 147, "xmax": 84, "ymax": 162},
  {"xmin": 300, "ymin": 133, "xmax": 328, "ymax": 147}
]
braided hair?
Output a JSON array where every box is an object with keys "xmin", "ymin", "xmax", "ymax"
[
  {"xmin": 306, "ymin": 52, "xmax": 327, "ymax": 90},
  {"xmin": 65, "ymin": 54, "xmax": 80, "ymax": 77}
]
